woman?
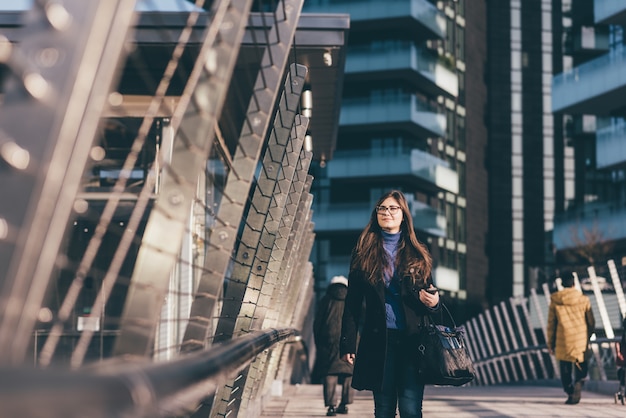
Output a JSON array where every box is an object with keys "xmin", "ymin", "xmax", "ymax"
[{"xmin": 340, "ymin": 190, "xmax": 439, "ymax": 418}]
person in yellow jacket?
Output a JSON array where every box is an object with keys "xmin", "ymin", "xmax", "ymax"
[{"xmin": 547, "ymin": 271, "xmax": 595, "ymax": 405}]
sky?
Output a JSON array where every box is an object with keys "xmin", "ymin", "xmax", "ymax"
[
  {"xmin": 0, "ymin": 0, "xmax": 30, "ymax": 10},
  {"xmin": 0, "ymin": 0, "xmax": 199, "ymax": 12}
]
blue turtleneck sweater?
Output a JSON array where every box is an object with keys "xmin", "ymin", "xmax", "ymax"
[{"xmin": 382, "ymin": 231, "xmax": 405, "ymax": 330}]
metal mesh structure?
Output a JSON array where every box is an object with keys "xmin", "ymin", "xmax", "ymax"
[{"xmin": 0, "ymin": 1, "xmax": 348, "ymax": 416}]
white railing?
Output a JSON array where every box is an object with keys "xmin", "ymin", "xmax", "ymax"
[{"xmin": 465, "ymin": 258, "xmax": 626, "ymax": 385}]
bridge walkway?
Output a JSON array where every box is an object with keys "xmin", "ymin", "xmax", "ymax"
[{"xmin": 260, "ymin": 382, "xmax": 626, "ymax": 417}]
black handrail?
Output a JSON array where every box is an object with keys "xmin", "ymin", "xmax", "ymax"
[
  {"xmin": 0, "ymin": 328, "xmax": 298, "ymax": 418},
  {"xmin": 471, "ymin": 336, "xmax": 620, "ymax": 364}
]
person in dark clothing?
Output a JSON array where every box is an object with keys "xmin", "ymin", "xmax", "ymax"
[
  {"xmin": 340, "ymin": 190, "xmax": 440, "ymax": 418},
  {"xmin": 312, "ymin": 275, "xmax": 354, "ymax": 416}
]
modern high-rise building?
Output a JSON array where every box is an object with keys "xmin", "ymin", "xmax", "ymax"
[
  {"xmin": 484, "ymin": 0, "xmax": 562, "ymax": 300},
  {"xmin": 552, "ymin": 1, "xmax": 626, "ymax": 271},
  {"xmin": 303, "ymin": 0, "xmax": 491, "ymax": 317},
  {"xmin": 303, "ymin": 0, "xmax": 577, "ymax": 318}
]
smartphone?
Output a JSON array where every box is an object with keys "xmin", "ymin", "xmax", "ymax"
[{"xmin": 424, "ymin": 287, "xmax": 438, "ymax": 295}]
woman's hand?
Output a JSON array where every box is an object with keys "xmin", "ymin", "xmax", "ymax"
[
  {"xmin": 419, "ymin": 285, "xmax": 440, "ymax": 308},
  {"xmin": 342, "ymin": 353, "xmax": 355, "ymax": 365}
]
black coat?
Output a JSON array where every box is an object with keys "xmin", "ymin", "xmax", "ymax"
[
  {"xmin": 339, "ymin": 267, "xmax": 437, "ymax": 391},
  {"xmin": 311, "ymin": 283, "xmax": 354, "ymax": 381}
]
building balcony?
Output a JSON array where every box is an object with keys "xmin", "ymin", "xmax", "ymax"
[
  {"xmin": 552, "ymin": 48, "xmax": 626, "ymax": 115},
  {"xmin": 564, "ymin": 26, "xmax": 609, "ymax": 57},
  {"xmin": 328, "ymin": 149, "xmax": 458, "ymax": 194},
  {"xmin": 303, "ymin": 0, "xmax": 446, "ymax": 39},
  {"xmin": 339, "ymin": 95, "xmax": 447, "ymax": 139},
  {"xmin": 595, "ymin": 0, "xmax": 626, "ymax": 25},
  {"xmin": 345, "ymin": 44, "xmax": 458, "ymax": 98},
  {"xmin": 565, "ymin": 115, "xmax": 597, "ymax": 138},
  {"xmin": 312, "ymin": 201, "xmax": 446, "ymax": 237},
  {"xmin": 596, "ymin": 120, "xmax": 626, "ymax": 169},
  {"xmin": 553, "ymin": 202, "xmax": 626, "ymax": 250}
]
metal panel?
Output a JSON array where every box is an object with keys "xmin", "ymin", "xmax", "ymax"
[
  {"xmin": 113, "ymin": 0, "xmax": 254, "ymax": 357},
  {"xmin": 247, "ymin": 116, "xmax": 308, "ymax": 332},
  {"xmin": 246, "ymin": 180, "xmax": 312, "ymax": 404},
  {"xmin": 208, "ymin": 93, "xmax": 307, "ymax": 418},
  {"xmin": 529, "ymin": 288, "xmax": 558, "ymax": 376},
  {"xmin": 245, "ymin": 188, "xmax": 314, "ymax": 400},
  {"xmin": 236, "ymin": 123, "xmax": 310, "ymax": 414},
  {"xmin": 181, "ymin": 0, "xmax": 305, "ymax": 355},
  {"xmin": 509, "ymin": 297, "xmax": 538, "ymax": 380},
  {"xmin": 466, "ymin": 317, "xmax": 494, "ymax": 385},
  {"xmin": 484, "ymin": 309, "xmax": 509, "ymax": 382},
  {"xmin": 264, "ymin": 167, "xmax": 312, "ymax": 327},
  {"xmin": 477, "ymin": 313, "xmax": 502, "ymax": 383},
  {"xmin": 608, "ymin": 259, "xmax": 626, "ymax": 318},
  {"xmin": 461, "ymin": 314, "xmax": 485, "ymax": 385},
  {"xmin": 262, "ymin": 150, "xmax": 313, "ymax": 328},
  {"xmin": 250, "ymin": 143, "xmax": 313, "ymax": 400},
  {"xmin": 0, "ymin": 0, "xmax": 138, "ymax": 365},
  {"xmin": 289, "ymin": 227, "xmax": 316, "ymax": 327},
  {"xmin": 587, "ymin": 266, "xmax": 609, "ymax": 380},
  {"xmin": 498, "ymin": 300, "xmax": 529, "ymax": 381},
  {"xmin": 277, "ymin": 188, "xmax": 314, "ymax": 327},
  {"xmin": 588, "ymin": 266, "xmax": 615, "ymax": 339},
  {"xmin": 491, "ymin": 303, "xmax": 520, "ymax": 382},
  {"xmin": 517, "ymin": 296, "xmax": 549, "ymax": 378},
  {"xmin": 211, "ymin": 69, "xmax": 307, "ymax": 345}
]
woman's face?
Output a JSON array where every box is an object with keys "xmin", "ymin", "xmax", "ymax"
[{"xmin": 376, "ymin": 197, "xmax": 403, "ymax": 234}]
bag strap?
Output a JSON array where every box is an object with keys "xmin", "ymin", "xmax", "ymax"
[{"xmin": 423, "ymin": 302, "xmax": 457, "ymax": 328}]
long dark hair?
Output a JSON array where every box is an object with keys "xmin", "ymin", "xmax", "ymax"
[{"xmin": 351, "ymin": 190, "xmax": 432, "ymax": 287}]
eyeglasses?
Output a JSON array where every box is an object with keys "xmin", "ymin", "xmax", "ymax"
[{"xmin": 376, "ymin": 205, "xmax": 401, "ymax": 215}]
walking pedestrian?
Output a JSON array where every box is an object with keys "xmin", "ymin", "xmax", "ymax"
[
  {"xmin": 340, "ymin": 190, "xmax": 440, "ymax": 418},
  {"xmin": 312, "ymin": 275, "xmax": 354, "ymax": 416},
  {"xmin": 547, "ymin": 270, "xmax": 595, "ymax": 405}
]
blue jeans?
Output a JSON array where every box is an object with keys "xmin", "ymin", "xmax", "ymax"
[{"xmin": 373, "ymin": 329, "xmax": 424, "ymax": 418}]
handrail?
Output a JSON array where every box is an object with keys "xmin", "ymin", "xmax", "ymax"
[
  {"xmin": 0, "ymin": 328, "xmax": 298, "ymax": 418},
  {"xmin": 471, "ymin": 337, "xmax": 620, "ymax": 364},
  {"xmin": 468, "ymin": 336, "xmax": 621, "ymax": 388}
]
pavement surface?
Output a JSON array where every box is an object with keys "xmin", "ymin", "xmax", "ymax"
[{"xmin": 259, "ymin": 383, "xmax": 626, "ymax": 417}]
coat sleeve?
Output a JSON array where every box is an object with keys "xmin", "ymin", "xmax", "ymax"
[
  {"xmin": 585, "ymin": 300, "xmax": 595, "ymax": 339},
  {"xmin": 547, "ymin": 301, "xmax": 557, "ymax": 351}
]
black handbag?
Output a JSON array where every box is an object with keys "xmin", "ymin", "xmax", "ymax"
[{"xmin": 414, "ymin": 303, "xmax": 476, "ymax": 386}]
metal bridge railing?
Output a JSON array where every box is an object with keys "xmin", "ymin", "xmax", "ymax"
[
  {"xmin": 467, "ymin": 338, "xmax": 622, "ymax": 386},
  {"xmin": 0, "ymin": 1, "xmax": 347, "ymax": 417},
  {"xmin": 0, "ymin": 328, "xmax": 298, "ymax": 418}
]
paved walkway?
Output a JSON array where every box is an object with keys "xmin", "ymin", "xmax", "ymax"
[{"xmin": 260, "ymin": 383, "xmax": 626, "ymax": 417}]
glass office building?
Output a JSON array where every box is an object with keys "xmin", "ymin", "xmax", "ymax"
[
  {"xmin": 304, "ymin": 0, "xmax": 574, "ymax": 316},
  {"xmin": 303, "ymin": 0, "xmax": 474, "ymax": 313},
  {"xmin": 552, "ymin": 0, "xmax": 626, "ymax": 269}
]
